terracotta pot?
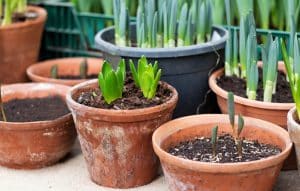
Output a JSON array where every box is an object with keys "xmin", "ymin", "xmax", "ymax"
[
  {"xmin": 0, "ymin": 83, "xmax": 76, "ymax": 169},
  {"xmin": 287, "ymin": 107, "xmax": 300, "ymax": 172},
  {"xmin": 66, "ymin": 79, "xmax": 178, "ymax": 188},
  {"xmin": 0, "ymin": 6, "xmax": 47, "ymax": 84},
  {"xmin": 153, "ymin": 114, "xmax": 292, "ymax": 191},
  {"xmin": 27, "ymin": 57, "xmax": 103, "ymax": 86},
  {"xmin": 209, "ymin": 61, "xmax": 296, "ymax": 170}
]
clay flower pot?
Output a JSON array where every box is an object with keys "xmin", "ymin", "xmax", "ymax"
[
  {"xmin": 153, "ymin": 114, "xmax": 292, "ymax": 191},
  {"xmin": 287, "ymin": 107, "xmax": 300, "ymax": 172},
  {"xmin": 209, "ymin": 61, "xmax": 294, "ymax": 128},
  {"xmin": 66, "ymin": 79, "xmax": 178, "ymax": 188},
  {"xmin": 27, "ymin": 57, "xmax": 103, "ymax": 86},
  {"xmin": 0, "ymin": 83, "xmax": 76, "ymax": 169},
  {"xmin": 0, "ymin": 6, "xmax": 47, "ymax": 84}
]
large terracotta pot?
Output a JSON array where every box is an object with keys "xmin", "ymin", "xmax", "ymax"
[
  {"xmin": 66, "ymin": 79, "xmax": 178, "ymax": 188},
  {"xmin": 27, "ymin": 57, "xmax": 103, "ymax": 86},
  {"xmin": 209, "ymin": 62, "xmax": 296, "ymax": 170},
  {"xmin": 153, "ymin": 114, "xmax": 292, "ymax": 191},
  {"xmin": 287, "ymin": 107, "xmax": 300, "ymax": 173},
  {"xmin": 0, "ymin": 83, "xmax": 76, "ymax": 169},
  {"xmin": 0, "ymin": 6, "xmax": 47, "ymax": 84}
]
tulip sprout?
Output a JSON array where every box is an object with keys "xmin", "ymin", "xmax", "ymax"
[
  {"xmin": 228, "ymin": 92, "xmax": 235, "ymax": 138},
  {"xmin": 80, "ymin": 58, "xmax": 88, "ymax": 79},
  {"xmin": 130, "ymin": 56, "xmax": 161, "ymax": 99},
  {"xmin": 98, "ymin": 59, "xmax": 126, "ymax": 104},
  {"xmin": 211, "ymin": 126, "xmax": 218, "ymax": 157},
  {"xmin": 0, "ymin": 83, "xmax": 7, "ymax": 122},
  {"xmin": 51, "ymin": 65, "xmax": 58, "ymax": 79}
]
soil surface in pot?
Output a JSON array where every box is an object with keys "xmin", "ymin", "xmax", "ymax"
[
  {"xmin": 76, "ymin": 76, "xmax": 172, "ymax": 110},
  {"xmin": 217, "ymin": 69, "xmax": 293, "ymax": 103},
  {"xmin": 0, "ymin": 96, "xmax": 70, "ymax": 122},
  {"xmin": 168, "ymin": 134, "xmax": 281, "ymax": 163},
  {"xmin": 56, "ymin": 74, "xmax": 98, "ymax": 80}
]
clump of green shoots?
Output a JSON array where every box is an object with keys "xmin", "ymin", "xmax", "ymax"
[
  {"xmin": 129, "ymin": 56, "xmax": 161, "ymax": 99},
  {"xmin": 98, "ymin": 59, "xmax": 126, "ymax": 104},
  {"xmin": 114, "ymin": 0, "xmax": 213, "ymax": 48},
  {"xmin": 0, "ymin": 83, "xmax": 7, "ymax": 122},
  {"xmin": 1, "ymin": 0, "xmax": 27, "ymax": 26},
  {"xmin": 211, "ymin": 92, "xmax": 245, "ymax": 158},
  {"xmin": 281, "ymin": 36, "xmax": 300, "ymax": 120}
]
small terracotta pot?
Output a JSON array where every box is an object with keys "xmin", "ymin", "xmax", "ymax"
[
  {"xmin": 0, "ymin": 83, "xmax": 76, "ymax": 169},
  {"xmin": 66, "ymin": 79, "xmax": 178, "ymax": 188},
  {"xmin": 209, "ymin": 62, "xmax": 296, "ymax": 170},
  {"xmin": 287, "ymin": 107, "xmax": 300, "ymax": 172},
  {"xmin": 0, "ymin": 6, "xmax": 47, "ymax": 84},
  {"xmin": 153, "ymin": 114, "xmax": 292, "ymax": 191},
  {"xmin": 27, "ymin": 57, "xmax": 103, "ymax": 86}
]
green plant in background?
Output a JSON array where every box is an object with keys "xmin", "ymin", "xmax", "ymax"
[
  {"xmin": 211, "ymin": 125, "xmax": 218, "ymax": 157},
  {"xmin": 130, "ymin": 56, "xmax": 162, "ymax": 99},
  {"xmin": 113, "ymin": 0, "xmax": 130, "ymax": 47},
  {"xmin": 281, "ymin": 36, "xmax": 300, "ymax": 120},
  {"xmin": 0, "ymin": 83, "xmax": 7, "ymax": 122},
  {"xmin": 211, "ymin": 0, "xmax": 224, "ymax": 25},
  {"xmin": 98, "ymin": 59, "xmax": 126, "ymax": 104},
  {"xmin": 261, "ymin": 35, "xmax": 279, "ymax": 102},
  {"xmin": 79, "ymin": 58, "xmax": 88, "ymax": 79},
  {"xmin": 50, "ymin": 64, "xmax": 58, "ymax": 79},
  {"xmin": 1, "ymin": 0, "xmax": 25, "ymax": 26}
]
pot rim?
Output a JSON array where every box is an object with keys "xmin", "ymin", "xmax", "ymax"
[
  {"xmin": 66, "ymin": 79, "xmax": 178, "ymax": 122},
  {"xmin": 0, "ymin": 6, "xmax": 47, "ymax": 31},
  {"xmin": 0, "ymin": 83, "xmax": 72, "ymax": 130},
  {"xmin": 209, "ymin": 61, "xmax": 294, "ymax": 110},
  {"xmin": 288, "ymin": 107, "xmax": 299, "ymax": 127},
  {"xmin": 152, "ymin": 114, "xmax": 292, "ymax": 173},
  {"xmin": 94, "ymin": 24, "xmax": 228, "ymax": 58},
  {"xmin": 26, "ymin": 57, "xmax": 103, "ymax": 85}
]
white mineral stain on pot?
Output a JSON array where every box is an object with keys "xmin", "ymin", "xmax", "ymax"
[
  {"xmin": 163, "ymin": 167, "xmax": 196, "ymax": 191},
  {"xmin": 30, "ymin": 152, "xmax": 47, "ymax": 162}
]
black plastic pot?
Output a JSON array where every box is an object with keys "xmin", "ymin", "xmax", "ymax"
[{"xmin": 95, "ymin": 24, "xmax": 228, "ymax": 118}]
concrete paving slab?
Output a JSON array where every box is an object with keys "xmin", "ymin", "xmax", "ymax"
[{"xmin": 0, "ymin": 141, "xmax": 299, "ymax": 191}]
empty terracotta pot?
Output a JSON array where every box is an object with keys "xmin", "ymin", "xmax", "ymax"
[
  {"xmin": 153, "ymin": 114, "xmax": 292, "ymax": 191},
  {"xmin": 0, "ymin": 6, "xmax": 47, "ymax": 84},
  {"xmin": 66, "ymin": 79, "xmax": 178, "ymax": 188},
  {"xmin": 27, "ymin": 57, "xmax": 103, "ymax": 86},
  {"xmin": 287, "ymin": 107, "xmax": 300, "ymax": 172},
  {"xmin": 209, "ymin": 62, "xmax": 296, "ymax": 170},
  {"xmin": 0, "ymin": 83, "xmax": 76, "ymax": 169}
]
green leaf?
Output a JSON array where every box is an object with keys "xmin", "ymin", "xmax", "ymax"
[
  {"xmin": 129, "ymin": 60, "xmax": 139, "ymax": 87},
  {"xmin": 227, "ymin": 92, "xmax": 235, "ymax": 128},
  {"xmin": 51, "ymin": 65, "xmax": 58, "ymax": 79},
  {"xmin": 237, "ymin": 115, "xmax": 244, "ymax": 137},
  {"xmin": 148, "ymin": 69, "xmax": 162, "ymax": 98},
  {"xmin": 80, "ymin": 58, "xmax": 88, "ymax": 79}
]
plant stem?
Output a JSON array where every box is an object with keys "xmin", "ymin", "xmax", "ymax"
[
  {"xmin": 263, "ymin": 80, "xmax": 273, "ymax": 102},
  {"xmin": 0, "ymin": 84, "xmax": 7, "ymax": 122}
]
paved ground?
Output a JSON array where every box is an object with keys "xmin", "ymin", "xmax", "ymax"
[{"xmin": 0, "ymin": 141, "xmax": 299, "ymax": 191}]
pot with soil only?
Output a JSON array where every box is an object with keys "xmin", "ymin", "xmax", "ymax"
[
  {"xmin": 66, "ymin": 58, "xmax": 178, "ymax": 188},
  {"xmin": 95, "ymin": 24, "xmax": 227, "ymax": 118},
  {"xmin": 0, "ymin": 6, "xmax": 47, "ymax": 84},
  {"xmin": 27, "ymin": 57, "xmax": 103, "ymax": 86},
  {"xmin": 153, "ymin": 114, "xmax": 292, "ymax": 191},
  {"xmin": 0, "ymin": 83, "xmax": 76, "ymax": 169}
]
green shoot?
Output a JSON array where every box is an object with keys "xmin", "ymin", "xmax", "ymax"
[
  {"xmin": 2, "ymin": 0, "xmax": 19, "ymax": 26},
  {"xmin": 51, "ymin": 65, "xmax": 58, "ymax": 79},
  {"xmin": 113, "ymin": 0, "xmax": 129, "ymax": 47},
  {"xmin": 257, "ymin": 0, "xmax": 272, "ymax": 29},
  {"xmin": 80, "ymin": 58, "xmax": 88, "ymax": 79},
  {"xmin": 0, "ymin": 83, "xmax": 7, "ymax": 122},
  {"xmin": 129, "ymin": 56, "xmax": 161, "ymax": 99},
  {"xmin": 98, "ymin": 59, "xmax": 126, "ymax": 104},
  {"xmin": 211, "ymin": 126, "xmax": 218, "ymax": 157},
  {"xmin": 17, "ymin": 0, "xmax": 26, "ymax": 14},
  {"xmin": 237, "ymin": 139, "xmax": 243, "ymax": 158},
  {"xmin": 228, "ymin": 92, "xmax": 235, "ymax": 133},
  {"xmin": 177, "ymin": 3, "xmax": 188, "ymax": 47},
  {"xmin": 211, "ymin": 0, "xmax": 225, "ymax": 25},
  {"xmin": 281, "ymin": 38, "xmax": 300, "ymax": 120},
  {"xmin": 237, "ymin": 114, "xmax": 244, "ymax": 138}
]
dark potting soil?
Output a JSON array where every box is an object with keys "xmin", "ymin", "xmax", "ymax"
[
  {"xmin": 168, "ymin": 134, "xmax": 281, "ymax": 163},
  {"xmin": 76, "ymin": 76, "xmax": 172, "ymax": 110},
  {"xmin": 217, "ymin": 68, "xmax": 293, "ymax": 103},
  {"xmin": 56, "ymin": 74, "xmax": 98, "ymax": 80},
  {"xmin": 0, "ymin": 96, "xmax": 70, "ymax": 122}
]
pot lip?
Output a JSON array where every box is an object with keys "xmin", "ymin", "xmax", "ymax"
[
  {"xmin": 208, "ymin": 63, "xmax": 294, "ymax": 110},
  {"xmin": 288, "ymin": 107, "xmax": 300, "ymax": 127},
  {"xmin": 26, "ymin": 57, "xmax": 103, "ymax": 85},
  {"xmin": 0, "ymin": 6, "xmax": 47, "ymax": 31},
  {"xmin": 94, "ymin": 24, "xmax": 228, "ymax": 58},
  {"xmin": 0, "ymin": 83, "xmax": 72, "ymax": 130},
  {"xmin": 66, "ymin": 79, "xmax": 178, "ymax": 119},
  {"xmin": 152, "ymin": 114, "xmax": 292, "ymax": 173}
]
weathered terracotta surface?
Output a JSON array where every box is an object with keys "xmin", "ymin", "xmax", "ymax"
[
  {"xmin": 0, "ymin": 6, "xmax": 47, "ymax": 84},
  {"xmin": 27, "ymin": 58, "xmax": 103, "ymax": 86},
  {"xmin": 287, "ymin": 107, "xmax": 300, "ymax": 172},
  {"xmin": 153, "ymin": 114, "xmax": 292, "ymax": 191},
  {"xmin": 209, "ymin": 62, "xmax": 296, "ymax": 170},
  {"xmin": 0, "ymin": 83, "xmax": 76, "ymax": 169},
  {"xmin": 66, "ymin": 79, "xmax": 178, "ymax": 188}
]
